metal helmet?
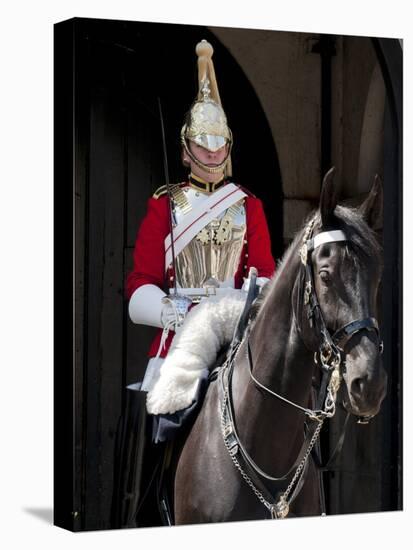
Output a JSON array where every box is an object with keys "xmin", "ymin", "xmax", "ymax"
[{"xmin": 181, "ymin": 40, "xmax": 233, "ymax": 176}]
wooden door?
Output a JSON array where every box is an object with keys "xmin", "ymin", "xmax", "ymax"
[{"xmin": 65, "ymin": 17, "xmax": 283, "ymax": 530}]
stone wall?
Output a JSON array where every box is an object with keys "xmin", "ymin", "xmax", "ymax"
[{"xmin": 210, "ymin": 27, "xmax": 385, "ymax": 244}]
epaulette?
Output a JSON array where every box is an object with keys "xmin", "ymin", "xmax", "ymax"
[{"xmin": 152, "ymin": 182, "xmax": 188, "ymax": 199}]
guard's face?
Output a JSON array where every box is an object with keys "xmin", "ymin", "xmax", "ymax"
[{"xmin": 189, "ymin": 141, "xmax": 229, "ymax": 167}]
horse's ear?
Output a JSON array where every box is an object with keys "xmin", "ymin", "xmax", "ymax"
[
  {"xmin": 359, "ymin": 174, "xmax": 383, "ymax": 229},
  {"xmin": 319, "ymin": 166, "xmax": 340, "ymax": 227}
]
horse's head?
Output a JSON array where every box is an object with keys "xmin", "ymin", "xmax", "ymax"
[{"xmin": 300, "ymin": 167, "xmax": 387, "ymax": 420}]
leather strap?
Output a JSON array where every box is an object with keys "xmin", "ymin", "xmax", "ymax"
[
  {"xmin": 332, "ymin": 318, "xmax": 379, "ymax": 351},
  {"xmin": 220, "ymin": 341, "xmax": 323, "ymax": 511},
  {"xmin": 311, "ymin": 411, "xmax": 351, "ymax": 471}
]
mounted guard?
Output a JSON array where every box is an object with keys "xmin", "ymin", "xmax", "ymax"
[{"xmin": 112, "ymin": 39, "xmax": 276, "ymax": 528}]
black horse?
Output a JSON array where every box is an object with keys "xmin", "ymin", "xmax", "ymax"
[{"xmin": 173, "ymin": 168, "xmax": 387, "ymax": 524}]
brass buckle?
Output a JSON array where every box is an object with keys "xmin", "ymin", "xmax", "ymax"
[{"xmin": 271, "ymin": 497, "xmax": 289, "ymax": 519}]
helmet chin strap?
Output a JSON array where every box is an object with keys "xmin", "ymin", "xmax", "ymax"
[{"xmin": 181, "ymin": 135, "xmax": 232, "ymax": 175}]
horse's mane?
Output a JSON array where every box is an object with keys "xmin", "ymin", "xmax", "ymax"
[{"xmin": 251, "ymin": 204, "xmax": 382, "ymax": 319}]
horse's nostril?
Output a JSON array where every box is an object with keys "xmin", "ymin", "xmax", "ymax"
[{"xmin": 351, "ymin": 377, "xmax": 366, "ymax": 398}]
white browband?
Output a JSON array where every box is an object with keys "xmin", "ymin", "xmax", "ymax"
[{"xmin": 312, "ymin": 230, "xmax": 347, "ymax": 249}]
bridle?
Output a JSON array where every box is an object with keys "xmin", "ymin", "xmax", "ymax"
[
  {"xmin": 219, "ymin": 216, "xmax": 383, "ymax": 519},
  {"xmin": 299, "ymin": 217, "xmax": 382, "ymax": 379}
]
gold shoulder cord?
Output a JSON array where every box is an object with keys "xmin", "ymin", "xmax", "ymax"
[{"xmin": 170, "ymin": 183, "xmax": 192, "ymax": 216}]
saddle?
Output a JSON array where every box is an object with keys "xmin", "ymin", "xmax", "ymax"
[
  {"xmin": 153, "ymin": 269, "xmax": 260, "ymax": 443},
  {"xmin": 152, "ymin": 271, "xmax": 260, "ymax": 525}
]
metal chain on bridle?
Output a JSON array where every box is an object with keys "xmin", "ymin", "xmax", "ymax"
[{"xmin": 219, "ymin": 216, "xmax": 383, "ymax": 519}]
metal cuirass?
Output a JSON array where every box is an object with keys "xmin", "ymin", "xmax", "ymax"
[{"xmin": 170, "ymin": 184, "xmax": 246, "ymax": 288}]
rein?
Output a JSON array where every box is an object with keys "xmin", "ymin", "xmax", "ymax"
[{"xmin": 219, "ymin": 217, "xmax": 383, "ymax": 519}]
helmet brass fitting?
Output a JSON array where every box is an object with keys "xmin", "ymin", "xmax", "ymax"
[{"xmin": 181, "ymin": 40, "xmax": 233, "ymax": 176}]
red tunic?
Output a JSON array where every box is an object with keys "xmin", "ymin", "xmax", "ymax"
[{"xmin": 126, "ymin": 182, "xmax": 276, "ymax": 357}]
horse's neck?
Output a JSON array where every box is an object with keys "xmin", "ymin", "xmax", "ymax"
[
  {"xmin": 231, "ymin": 250, "xmax": 315, "ymax": 475},
  {"xmin": 240, "ymin": 274, "xmax": 312, "ymax": 405}
]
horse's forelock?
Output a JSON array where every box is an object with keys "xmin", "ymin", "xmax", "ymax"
[{"xmin": 333, "ymin": 205, "xmax": 382, "ymax": 265}]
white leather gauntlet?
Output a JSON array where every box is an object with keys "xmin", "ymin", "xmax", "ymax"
[
  {"xmin": 129, "ymin": 284, "xmax": 191, "ymax": 330},
  {"xmin": 129, "ymin": 284, "xmax": 169, "ymax": 328}
]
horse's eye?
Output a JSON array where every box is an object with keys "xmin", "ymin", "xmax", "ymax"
[{"xmin": 319, "ymin": 270, "xmax": 330, "ymax": 283}]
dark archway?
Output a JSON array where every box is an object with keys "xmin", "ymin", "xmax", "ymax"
[{"xmin": 55, "ymin": 17, "xmax": 283, "ymax": 531}]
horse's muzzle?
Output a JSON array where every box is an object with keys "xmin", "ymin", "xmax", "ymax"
[{"xmin": 341, "ymin": 369, "xmax": 387, "ymax": 418}]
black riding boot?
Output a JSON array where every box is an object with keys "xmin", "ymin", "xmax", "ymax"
[{"xmin": 111, "ymin": 386, "xmax": 148, "ymax": 529}]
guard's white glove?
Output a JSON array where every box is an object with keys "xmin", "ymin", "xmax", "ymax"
[
  {"xmin": 129, "ymin": 284, "xmax": 191, "ymax": 330},
  {"xmin": 160, "ymin": 294, "xmax": 192, "ymax": 331}
]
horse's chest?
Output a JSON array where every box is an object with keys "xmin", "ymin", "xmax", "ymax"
[{"xmin": 174, "ymin": 383, "xmax": 266, "ymax": 523}]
